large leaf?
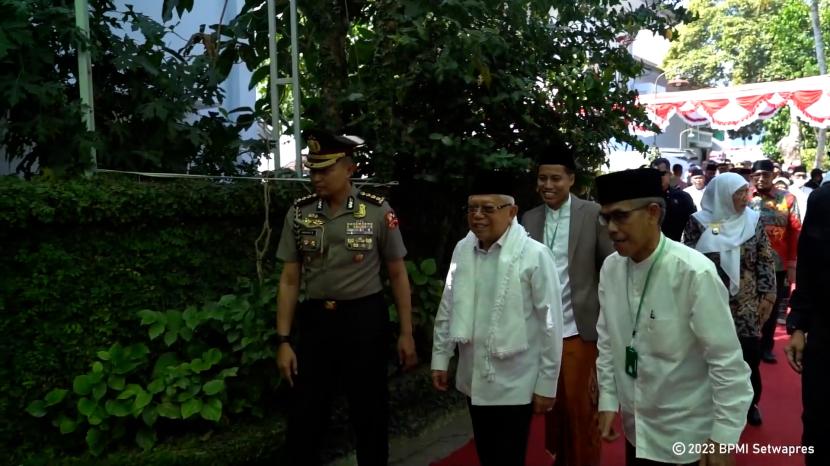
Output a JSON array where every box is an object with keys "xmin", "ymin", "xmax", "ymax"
[
  {"xmin": 133, "ymin": 390, "xmax": 153, "ymax": 412},
  {"xmin": 92, "ymin": 382, "xmax": 107, "ymax": 400},
  {"xmin": 157, "ymin": 402, "xmax": 181, "ymax": 419},
  {"xmin": 108, "ymin": 375, "xmax": 126, "ymax": 391},
  {"xmin": 73, "ymin": 374, "xmax": 94, "ymax": 395},
  {"xmin": 202, "ymin": 380, "xmax": 225, "ymax": 396},
  {"xmin": 26, "ymin": 400, "xmax": 47, "ymax": 418},
  {"xmin": 181, "ymin": 398, "xmax": 203, "ymax": 419},
  {"xmin": 77, "ymin": 397, "xmax": 97, "ymax": 417},
  {"xmin": 420, "ymin": 258, "xmax": 437, "ymax": 276},
  {"xmin": 58, "ymin": 415, "xmax": 77, "ymax": 434},
  {"xmin": 105, "ymin": 399, "xmax": 132, "ymax": 417},
  {"xmin": 44, "ymin": 388, "xmax": 68, "ymax": 407},
  {"xmin": 200, "ymin": 398, "xmax": 222, "ymax": 422}
]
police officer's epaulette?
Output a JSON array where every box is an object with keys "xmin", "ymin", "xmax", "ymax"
[
  {"xmin": 293, "ymin": 193, "xmax": 318, "ymax": 207},
  {"xmin": 358, "ymin": 191, "xmax": 385, "ymax": 206}
]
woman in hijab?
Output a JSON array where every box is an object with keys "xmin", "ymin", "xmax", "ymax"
[{"xmin": 683, "ymin": 172, "xmax": 777, "ymax": 427}]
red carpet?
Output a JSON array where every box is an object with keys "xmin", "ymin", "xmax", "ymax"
[{"xmin": 433, "ymin": 327, "xmax": 804, "ymax": 466}]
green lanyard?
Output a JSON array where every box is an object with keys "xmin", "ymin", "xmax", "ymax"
[
  {"xmin": 545, "ymin": 208, "xmax": 562, "ymax": 250},
  {"xmin": 626, "ymin": 235, "xmax": 666, "ymax": 342}
]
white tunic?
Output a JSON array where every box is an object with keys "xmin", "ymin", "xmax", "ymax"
[
  {"xmin": 683, "ymin": 185, "xmax": 705, "ymax": 211},
  {"xmin": 596, "ymin": 235, "xmax": 752, "ymax": 463},
  {"xmin": 431, "ymin": 230, "xmax": 564, "ymax": 405}
]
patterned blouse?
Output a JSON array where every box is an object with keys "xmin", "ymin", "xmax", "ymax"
[{"xmin": 683, "ymin": 218, "xmax": 777, "ymax": 338}]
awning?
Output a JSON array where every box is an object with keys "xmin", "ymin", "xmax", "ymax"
[{"xmin": 637, "ymin": 75, "xmax": 830, "ymax": 131}]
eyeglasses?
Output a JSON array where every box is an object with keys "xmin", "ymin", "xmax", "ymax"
[
  {"xmin": 598, "ymin": 204, "xmax": 651, "ymax": 226},
  {"xmin": 465, "ymin": 203, "xmax": 512, "ymax": 215}
]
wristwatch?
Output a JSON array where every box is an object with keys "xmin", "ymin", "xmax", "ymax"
[{"xmin": 276, "ymin": 334, "xmax": 293, "ymax": 346}]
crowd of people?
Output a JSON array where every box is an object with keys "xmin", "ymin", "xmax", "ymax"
[{"xmin": 274, "ymin": 130, "xmax": 826, "ymax": 466}]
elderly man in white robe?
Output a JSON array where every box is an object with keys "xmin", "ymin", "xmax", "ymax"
[
  {"xmin": 594, "ymin": 168, "xmax": 753, "ymax": 466},
  {"xmin": 432, "ymin": 171, "xmax": 564, "ymax": 466}
]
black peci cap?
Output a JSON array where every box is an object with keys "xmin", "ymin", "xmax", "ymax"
[
  {"xmin": 596, "ymin": 168, "xmax": 664, "ymax": 205},
  {"xmin": 469, "ymin": 170, "xmax": 520, "ymax": 197},
  {"xmin": 752, "ymin": 159, "xmax": 775, "ymax": 173}
]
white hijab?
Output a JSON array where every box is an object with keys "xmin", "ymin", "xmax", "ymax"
[{"xmin": 691, "ymin": 173, "xmax": 760, "ymax": 296}]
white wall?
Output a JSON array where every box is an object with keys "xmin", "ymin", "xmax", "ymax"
[{"xmin": 112, "ymin": 1, "xmax": 257, "ymax": 135}]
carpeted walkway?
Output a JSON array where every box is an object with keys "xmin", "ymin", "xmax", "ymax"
[{"xmin": 433, "ymin": 327, "xmax": 804, "ymax": 466}]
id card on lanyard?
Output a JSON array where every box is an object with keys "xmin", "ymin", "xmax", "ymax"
[{"xmin": 625, "ymin": 235, "xmax": 666, "ymax": 378}]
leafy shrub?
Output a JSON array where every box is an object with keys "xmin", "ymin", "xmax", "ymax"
[
  {"xmin": 0, "ymin": 177, "xmax": 302, "ymax": 456},
  {"xmin": 26, "ymin": 279, "xmax": 280, "ymax": 456},
  {"xmin": 388, "ymin": 258, "xmax": 445, "ymax": 353}
]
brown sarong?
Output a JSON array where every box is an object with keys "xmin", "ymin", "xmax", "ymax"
[{"xmin": 545, "ymin": 336, "xmax": 601, "ymax": 466}]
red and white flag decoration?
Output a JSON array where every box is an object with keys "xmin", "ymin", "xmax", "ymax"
[{"xmin": 637, "ymin": 75, "xmax": 830, "ymax": 131}]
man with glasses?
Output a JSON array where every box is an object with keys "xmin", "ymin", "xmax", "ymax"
[
  {"xmin": 649, "ymin": 158, "xmax": 696, "ymax": 241},
  {"xmin": 275, "ymin": 130, "xmax": 417, "ymax": 465},
  {"xmin": 432, "ymin": 171, "xmax": 563, "ymax": 466},
  {"xmin": 594, "ymin": 168, "xmax": 752, "ymax": 466},
  {"xmin": 521, "ymin": 144, "xmax": 613, "ymax": 466},
  {"xmin": 749, "ymin": 159, "xmax": 801, "ymax": 364}
]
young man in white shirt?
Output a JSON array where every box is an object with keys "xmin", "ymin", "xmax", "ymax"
[
  {"xmin": 594, "ymin": 168, "xmax": 753, "ymax": 466},
  {"xmin": 431, "ymin": 171, "xmax": 564, "ymax": 466},
  {"xmin": 521, "ymin": 147, "xmax": 613, "ymax": 466}
]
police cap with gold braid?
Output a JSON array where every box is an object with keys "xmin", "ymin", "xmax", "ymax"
[{"xmin": 303, "ymin": 129, "xmax": 364, "ymax": 169}]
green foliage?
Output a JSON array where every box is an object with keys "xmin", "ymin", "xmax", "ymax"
[
  {"xmin": 665, "ymin": 0, "xmax": 807, "ymax": 86},
  {"xmin": 25, "ymin": 278, "xmax": 280, "ymax": 456},
  {"xmin": 665, "ymin": 0, "xmax": 830, "ymax": 145},
  {"xmin": 388, "ymin": 258, "xmax": 444, "ymax": 351},
  {"xmin": 210, "ymin": 0, "xmax": 684, "ymax": 260},
  {"xmin": 0, "ymin": 0, "xmax": 260, "ymax": 177},
  {"xmin": 0, "ymin": 176, "xmax": 302, "ymax": 456}
]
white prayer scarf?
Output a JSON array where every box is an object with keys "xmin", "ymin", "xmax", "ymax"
[{"xmin": 448, "ymin": 218, "xmax": 532, "ymax": 379}]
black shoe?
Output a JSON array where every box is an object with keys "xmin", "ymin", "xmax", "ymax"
[
  {"xmin": 761, "ymin": 351, "xmax": 777, "ymax": 364},
  {"xmin": 747, "ymin": 404, "xmax": 762, "ymax": 426}
]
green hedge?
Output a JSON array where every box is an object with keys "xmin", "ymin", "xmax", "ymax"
[{"xmin": 0, "ymin": 176, "xmax": 304, "ymax": 456}]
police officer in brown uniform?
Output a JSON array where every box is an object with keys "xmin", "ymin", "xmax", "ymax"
[{"xmin": 275, "ymin": 130, "xmax": 417, "ymax": 465}]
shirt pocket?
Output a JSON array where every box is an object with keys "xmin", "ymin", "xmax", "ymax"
[
  {"xmin": 298, "ymin": 229, "xmax": 322, "ymax": 253},
  {"xmin": 643, "ymin": 316, "xmax": 684, "ymax": 360}
]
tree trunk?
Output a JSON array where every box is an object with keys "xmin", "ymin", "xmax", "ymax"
[
  {"xmin": 778, "ymin": 113, "xmax": 802, "ymax": 167},
  {"xmin": 810, "ymin": 0, "xmax": 826, "ymax": 168}
]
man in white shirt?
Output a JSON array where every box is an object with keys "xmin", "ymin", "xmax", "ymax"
[
  {"xmin": 594, "ymin": 168, "xmax": 753, "ymax": 466},
  {"xmin": 521, "ymin": 146, "xmax": 614, "ymax": 466},
  {"xmin": 432, "ymin": 171, "xmax": 564, "ymax": 466},
  {"xmin": 683, "ymin": 168, "xmax": 706, "ymax": 211}
]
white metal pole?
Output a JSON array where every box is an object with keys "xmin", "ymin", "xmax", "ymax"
[
  {"xmin": 289, "ymin": 0, "xmax": 303, "ymax": 177},
  {"xmin": 266, "ymin": 0, "xmax": 281, "ymax": 171},
  {"xmin": 74, "ymin": 0, "xmax": 97, "ymax": 173},
  {"xmin": 810, "ymin": 0, "xmax": 827, "ymax": 168}
]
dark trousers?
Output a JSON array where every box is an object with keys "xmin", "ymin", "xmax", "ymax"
[
  {"xmin": 803, "ymin": 343, "xmax": 829, "ymax": 466},
  {"xmin": 286, "ymin": 293, "xmax": 390, "ymax": 466},
  {"xmin": 739, "ymin": 336, "xmax": 762, "ymax": 405},
  {"xmin": 761, "ymin": 271, "xmax": 787, "ymax": 354},
  {"xmin": 467, "ymin": 398, "xmax": 533, "ymax": 466},
  {"xmin": 625, "ymin": 442, "xmax": 699, "ymax": 466}
]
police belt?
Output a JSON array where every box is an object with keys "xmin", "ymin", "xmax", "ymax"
[{"xmin": 305, "ymin": 292, "xmax": 382, "ymax": 312}]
